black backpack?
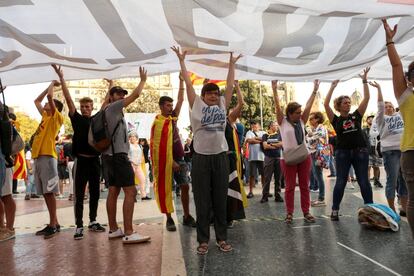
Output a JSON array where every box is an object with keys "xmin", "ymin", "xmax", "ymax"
[{"xmin": 88, "ymin": 108, "xmax": 122, "ymax": 153}]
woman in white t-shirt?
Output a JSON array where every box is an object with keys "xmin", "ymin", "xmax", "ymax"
[
  {"xmin": 273, "ymin": 80, "xmax": 319, "ymax": 224},
  {"xmin": 172, "ymin": 46, "xmax": 240, "ymax": 255},
  {"xmin": 128, "ymin": 132, "xmax": 148, "ymax": 200}
]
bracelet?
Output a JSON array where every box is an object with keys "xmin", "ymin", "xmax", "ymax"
[
  {"xmin": 386, "ymin": 41, "xmax": 394, "ymax": 46},
  {"xmin": 362, "ymin": 80, "xmax": 368, "ymax": 84}
]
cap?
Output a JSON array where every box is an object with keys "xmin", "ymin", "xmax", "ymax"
[{"xmin": 109, "ymin": 86, "xmax": 128, "ymax": 96}]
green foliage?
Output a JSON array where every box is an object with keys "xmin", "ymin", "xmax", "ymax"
[
  {"xmin": 229, "ymin": 80, "xmax": 275, "ymax": 130},
  {"xmin": 63, "ymin": 116, "xmax": 73, "ymax": 135},
  {"xmin": 125, "ymin": 84, "xmax": 160, "ymax": 113},
  {"xmin": 14, "ymin": 112, "xmax": 39, "ymax": 142}
]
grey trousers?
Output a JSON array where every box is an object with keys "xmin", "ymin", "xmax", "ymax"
[
  {"xmin": 192, "ymin": 152, "xmax": 229, "ymax": 243},
  {"xmin": 262, "ymin": 156, "xmax": 281, "ymax": 197},
  {"xmin": 401, "ymin": 150, "xmax": 414, "ymax": 239}
]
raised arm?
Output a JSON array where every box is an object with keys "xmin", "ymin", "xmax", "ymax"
[
  {"xmin": 47, "ymin": 81, "xmax": 60, "ymax": 115},
  {"xmin": 272, "ymin": 80, "xmax": 284, "ymax": 126},
  {"xmin": 34, "ymin": 81, "xmax": 59, "ymax": 115},
  {"xmin": 225, "ymin": 53, "xmax": 242, "ymax": 109},
  {"xmin": 123, "ymin": 67, "xmax": 147, "ymax": 108},
  {"xmin": 100, "ymin": 78, "xmax": 114, "ymax": 110},
  {"xmin": 382, "ymin": 19, "xmax": 407, "ymax": 99},
  {"xmin": 301, "ymin": 80, "xmax": 320, "ymax": 123},
  {"xmin": 52, "ymin": 64, "xmax": 75, "ymax": 115},
  {"xmin": 173, "ymin": 73, "xmax": 185, "ymax": 117},
  {"xmin": 324, "ymin": 80, "xmax": 339, "ymax": 122},
  {"xmin": 369, "ymin": 81, "xmax": 385, "ymax": 127},
  {"xmin": 171, "ymin": 46, "xmax": 196, "ymax": 108},
  {"xmin": 228, "ymin": 80, "xmax": 245, "ymax": 124},
  {"xmin": 357, "ymin": 67, "xmax": 371, "ymax": 116}
]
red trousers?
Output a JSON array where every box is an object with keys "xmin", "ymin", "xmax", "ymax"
[{"xmin": 280, "ymin": 155, "xmax": 312, "ymax": 214}]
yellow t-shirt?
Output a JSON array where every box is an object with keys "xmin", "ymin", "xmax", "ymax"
[
  {"xmin": 31, "ymin": 110, "xmax": 64, "ymax": 159},
  {"xmin": 398, "ymin": 87, "xmax": 414, "ymax": 152}
]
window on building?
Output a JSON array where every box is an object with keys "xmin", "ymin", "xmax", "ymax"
[{"xmin": 75, "ymin": 90, "xmax": 80, "ymax": 95}]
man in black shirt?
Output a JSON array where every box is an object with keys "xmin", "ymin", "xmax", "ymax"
[
  {"xmin": 53, "ymin": 65, "xmax": 105, "ymax": 240},
  {"xmin": 260, "ymin": 121, "xmax": 283, "ymax": 203}
]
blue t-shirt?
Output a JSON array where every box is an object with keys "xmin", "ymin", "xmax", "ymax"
[{"xmin": 262, "ymin": 132, "xmax": 282, "ymax": 158}]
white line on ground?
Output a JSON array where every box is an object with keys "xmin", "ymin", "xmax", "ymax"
[
  {"xmin": 292, "ymin": 225, "xmax": 321, "ymax": 229},
  {"xmin": 337, "ymin": 242, "xmax": 402, "ymax": 276}
]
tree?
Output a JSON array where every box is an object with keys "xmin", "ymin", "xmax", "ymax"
[
  {"xmin": 14, "ymin": 112, "xmax": 39, "ymax": 142},
  {"xmin": 125, "ymin": 84, "xmax": 160, "ymax": 113},
  {"xmin": 63, "ymin": 116, "xmax": 73, "ymax": 135},
  {"xmin": 229, "ymin": 80, "xmax": 275, "ymax": 130}
]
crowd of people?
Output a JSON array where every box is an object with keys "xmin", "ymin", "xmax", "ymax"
[{"xmin": 0, "ymin": 20, "xmax": 413, "ymax": 255}]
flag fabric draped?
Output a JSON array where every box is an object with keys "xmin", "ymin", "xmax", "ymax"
[
  {"xmin": 150, "ymin": 114, "xmax": 175, "ymax": 214},
  {"xmin": 3, "ymin": 1, "xmax": 414, "ymax": 85},
  {"xmin": 13, "ymin": 150, "xmax": 27, "ymax": 180},
  {"xmin": 232, "ymin": 128, "xmax": 248, "ymax": 208}
]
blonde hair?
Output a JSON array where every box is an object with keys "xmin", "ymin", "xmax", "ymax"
[{"xmin": 333, "ymin": 95, "xmax": 351, "ymax": 112}]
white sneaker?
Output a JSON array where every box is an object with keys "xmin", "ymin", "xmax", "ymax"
[
  {"xmin": 108, "ymin": 228, "xmax": 124, "ymax": 239},
  {"xmin": 122, "ymin": 232, "xmax": 151, "ymax": 244}
]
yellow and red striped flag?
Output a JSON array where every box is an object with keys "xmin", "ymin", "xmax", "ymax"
[
  {"xmin": 13, "ymin": 150, "xmax": 27, "ymax": 180},
  {"xmin": 150, "ymin": 115, "xmax": 175, "ymax": 214},
  {"xmin": 189, "ymin": 72, "xmax": 226, "ymax": 87}
]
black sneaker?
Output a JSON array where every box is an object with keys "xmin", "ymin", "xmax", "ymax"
[
  {"xmin": 247, "ymin": 192, "xmax": 254, "ymax": 199},
  {"xmin": 35, "ymin": 225, "xmax": 51, "ymax": 236},
  {"xmin": 182, "ymin": 215, "xmax": 197, "ymax": 227},
  {"xmin": 227, "ymin": 220, "xmax": 234, "ymax": 229},
  {"xmin": 88, "ymin": 222, "xmax": 106, "ymax": 232},
  {"xmin": 374, "ymin": 180, "xmax": 383, "ymax": 188},
  {"xmin": 74, "ymin": 227, "xmax": 84, "ymax": 240},
  {"xmin": 331, "ymin": 210, "xmax": 339, "ymax": 221},
  {"xmin": 44, "ymin": 226, "xmax": 58, "ymax": 239},
  {"xmin": 166, "ymin": 218, "xmax": 176, "ymax": 232},
  {"xmin": 274, "ymin": 193, "xmax": 284, "ymax": 203},
  {"xmin": 141, "ymin": 196, "xmax": 152, "ymax": 200},
  {"xmin": 56, "ymin": 224, "xmax": 61, "ymax": 232},
  {"xmin": 260, "ymin": 197, "xmax": 268, "ymax": 203},
  {"xmin": 400, "ymin": 210, "xmax": 407, "ymax": 217}
]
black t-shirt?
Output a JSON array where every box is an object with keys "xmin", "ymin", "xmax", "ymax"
[
  {"xmin": 63, "ymin": 142, "xmax": 74, "ymax": 161},
  {"xmin": 69, "ymin": 111, "xmax": 100, "ymax": 157},
  {"xmin": 331, "ymin": 110, "xmax": 367, "ymax": 149},
  {"xmin": 143, "ymin": 144, "xmax": 150, "ymax": 163},
  {"xmin": 262, "ymin": 132, "xmax": 282, "ymax": 158}
]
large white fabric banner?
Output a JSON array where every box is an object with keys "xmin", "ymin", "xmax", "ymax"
[{"xmin": 1, "ymin": 0, "xmax": 414, "ymax": 85}]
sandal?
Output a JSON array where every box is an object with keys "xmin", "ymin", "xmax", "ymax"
[
  {"xmin": 285, "ymin": 213, "xmax": 293, "ymax": 224},
  {"xmin": 304, "ymin": 213, "xmax": 315, "ymax": 223},
  {"xmin": 196, "ymin": 243, "xmax": 209, "ymax": 255},
  {"xmin": 216, "ymin": 241, "xmax": 233, "ymax": 252}
]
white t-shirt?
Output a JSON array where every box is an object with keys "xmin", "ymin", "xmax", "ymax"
[
  {"xmin": 280, "ymin": 117, "xmax": 309, "ymax": 158},
  {"xmin": 245, "ymin": 130, "xmax": 266, "ymax": 161},
  {"xmin": 128, "ymin": 144, "xmax": 143, "ymax": 166},
  {"xmin": 191, "ymin": 95, "xmax": 228, "ymax": 155},
  {"xmin": 376, "ymin": 101, "xmax": 404, "ymax": 152}
]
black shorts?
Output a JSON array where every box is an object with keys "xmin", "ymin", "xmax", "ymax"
[
  {"xmin": 102, "ymin": 153, "xmax": 135, "ymax": 187},
  {"xmin": 57, "ymin": 164, "xmax": 68, "ymax": 180},
  {"xmin": 249, "ymin": 160, "xmax": 264, "ymax": 177}
]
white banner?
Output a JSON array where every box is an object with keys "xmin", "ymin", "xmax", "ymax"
[{"xmin": 2, "ymin": 0, "xmax": 414, "ymax": 85}]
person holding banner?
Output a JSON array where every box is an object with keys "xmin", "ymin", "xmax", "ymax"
[
  {"xmin": 324, "ymin": 69, "xmax": 373, "ymax": 221},
  {"xmin": 150, "ymin": 73, "xmax": 196, "ymax": 232},
  {"xmin": 273, "ymin": 80, "xmax": 319, "ymax": 224},
  {"xmin": 171, "ymin": 46, "xmax": 240, "ymax": 255},
  {"xmin": 383, "ymin": 19, "xmax": 414, "ymax": 238}
]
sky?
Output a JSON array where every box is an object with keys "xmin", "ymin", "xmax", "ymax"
[{"xmin": 2, "ymin": 77, "xmax": 397, "ymax": 130}]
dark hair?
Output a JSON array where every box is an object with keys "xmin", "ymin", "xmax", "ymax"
[
  {"xmin": 159, "ymin": 96, "xmax": 173, "ymax": 106},
  {"xmin": 267, "ymin": 121, "xmax": 276, "ymax": 129},
  {"xmin": 250, "ymin": 120, "xmax": 258, "ymax": 125},
  {"xmin": 201, "ymin": 83, "xmax": 220, "ymax": 97},
  {"xmin": 285, "ymin": 102, "xmax": 301, "ymax": 119},
  {"xmin": 310, "ymin": 111, "xmax": 324, "ymax": 124},
  {"xmin": 54, "ymin": 99, "xmax": 64, "ymax": 112},
  {"xmin": 109, "ymin": 86, "xmax": 128, "ymax": 96},
  {"xmin": 333, "ymin": 95, "xmax": 351, "ymax": 112}
]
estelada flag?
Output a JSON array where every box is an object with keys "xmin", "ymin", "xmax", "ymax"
[
  {"xmin": 150, "ymin": 115, "xmax": 175, "ymax": 214},
  {"xmin": 13, "ymin": 150, "xmax": 27, "ymax": 180},
  {"xmin": 189, "ymin": 72, "xmax": 226, "ymax": 87}
]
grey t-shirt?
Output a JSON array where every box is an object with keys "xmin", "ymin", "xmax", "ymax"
[{"xmin": 102, "ymin": 100, "xmax": 129, "ymax": 155}]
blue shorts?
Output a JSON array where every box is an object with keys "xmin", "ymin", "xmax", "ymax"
[{"xmin": 173, "ymin": 159, "xmax": 189, "ymax": 186}]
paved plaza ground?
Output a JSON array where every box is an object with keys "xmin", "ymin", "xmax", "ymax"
[{"xmin": 1, "ymin": 170, "xmax": 413, "ymax": 276}]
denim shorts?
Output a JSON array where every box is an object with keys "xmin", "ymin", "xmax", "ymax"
[{"xmin": 173, "ymin": 159, "xmax": 189, "ymax": 186}]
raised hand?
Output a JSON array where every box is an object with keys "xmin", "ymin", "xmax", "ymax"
[
  {"xmin": 382, "ymin": 19, "xmax": 397, "ymax": 43},
  {"xmin": 234, "ymin": 80, "xmax": 239, "ymax": 86},
  {"xmin": 369, "ymin": 81, "xmax": 380, "ymax": 89},
  {"xmin": 171, "ymin": 46, "xmax": 187, "ymax": 61},
  {"xmin": 313, "ymin": 79, "xmax": 320, "ymax": 92},
  {"xmin": 271, "ymin": 80, "xmax": 278, "ymax": 91},
  {"xmin": 139, "ymin": 66, "xmax": 147, "ymax": 82},
  {"xmin": 229, "ymin": 52, "xmax": 242, "ymax": 64},
  {"xmin": 50, "ymin": 80, "xmax": 61, "ymax": 87},
  {"xmin": 358, "ymin": 67, "xmax": 371, "ymax": 81},
  {"xmin": 51, "ymin": 64, "xmax": 63, "ymax": 79},
  {"xmin": 331, "ymin": 79, "xmax": 340, "ymax": 88},
  {"xmin": 103, "ymin": 78, "xmax": 113, "ymax": 87}
]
